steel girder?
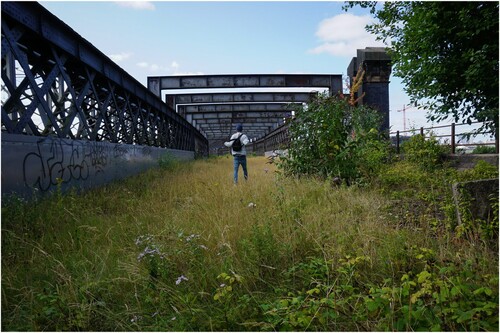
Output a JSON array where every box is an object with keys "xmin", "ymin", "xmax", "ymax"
[
  {"xmin": 148, "ymin": 74, "xmax": 342, "ymax": 151},
  {"xmin": 148, "ymin": 74, "xmax": 343, "ymax": 95},
  {"xmin": 166, "ymin": 91, "xmax": 317, "ymax": 109},
  {"xmin": 178, "ymin": 103, "xmax": 294, "ymax": 141},
  {"xmin": 178, "ymin": 103, "xmax": 298, "ymax": 113},
  {"xmin": 1, "ymin": 1, "xmax": 208, "ymax": 155},
  {"xmin": 148, "ymin": 74, "xmax": 342, "ymax": 149}
]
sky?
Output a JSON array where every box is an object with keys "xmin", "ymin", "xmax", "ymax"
[{"xmin": 37, "ymin": 0, "xmax": 480, "ymax": 139}]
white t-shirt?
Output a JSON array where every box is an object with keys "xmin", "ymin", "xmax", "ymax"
[{"xmin": 224, "ymin": 132, "xmax": 250, "ymax": 155}]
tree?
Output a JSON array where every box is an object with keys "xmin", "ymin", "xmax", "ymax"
[{"xmin": 344, "ymin": 1, "xmax": 499, "ymax": 137}]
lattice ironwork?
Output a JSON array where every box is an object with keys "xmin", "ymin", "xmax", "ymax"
[{"xmin": 1, "ymin": 1, "xmax": 207, "ymax": 156}]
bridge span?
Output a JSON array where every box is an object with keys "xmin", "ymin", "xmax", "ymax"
[{"xmin": 1, "ymin": 1, "xmax": 391, "ymax": 199}]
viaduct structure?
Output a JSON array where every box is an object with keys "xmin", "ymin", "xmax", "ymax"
[
  {"xmin": 148, "ymin": 75, "xmax": 344, "ymax": 153},
  {"xmin": 1, "ymin": 1, "xmax": 392, "ymax": 199},
  {"xmin": 148, "ymin": 48, "xmax": 391, "ymax": 155}
]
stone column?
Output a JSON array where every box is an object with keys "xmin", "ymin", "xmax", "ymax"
[{"xmin": 347, "ymin": 47, "xmax": 392, "ymax": 132}]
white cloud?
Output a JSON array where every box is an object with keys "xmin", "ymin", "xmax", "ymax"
[
  {"xmin": 309, "ymin": 13, "xmax": 385, "ymax": 57},
  {"xmin": 135, "ymin": 61, "xmax": 170, "ymax": 73},
  {"xmin": 136, "ymin": 59, "xmax": 203, "ymax": 76},
  {"xmin": 172, "ymin": 71, "xmax": 204, "ymax": 76},
  {"xmin": 114, "ymin": 1, "xmax": 155, "ymax": 11},
  {"xmin": 109, "ymin": 52, "xmax": 132, "ymax": 62}
]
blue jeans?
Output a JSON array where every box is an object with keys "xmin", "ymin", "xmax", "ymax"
[{"xmin": 233, "ymin": 155, "xmax": 248, "ymax": 183}]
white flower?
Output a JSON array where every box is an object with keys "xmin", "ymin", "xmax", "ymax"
[{"xmin": 175, "ymin": 275, "xmax": 189, "ymax": 285}]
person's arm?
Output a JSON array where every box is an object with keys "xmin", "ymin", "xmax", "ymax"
[
  {"xmin": 241, "ymin": 134, "xmax": 250, "ymax": 146},
  {"xmin": 224, "ymin": 134, "xmax": 235, "ymax": 147}
]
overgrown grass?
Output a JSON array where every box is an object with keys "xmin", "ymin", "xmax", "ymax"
[{"xmin": 2, "ymin": 155, "xmax": 498, "ymax": 331}]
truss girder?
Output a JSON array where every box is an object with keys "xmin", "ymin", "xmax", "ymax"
[
  {"xmin": 148, "ymin": 74, "xmax": 342, "ymax": 148},
  {"xmin": 178, "ymin": 103, "xmax": 297, "ymax": 114},
  {"xmin": 167, "ymin": 92, "xmax": 316, "ymax": 108},
  {"xmin": 148, "ymin": 74, "xmax": 342, "ymax": 95},
  {"xmin": 1, "ymin": 1, "xmax": 208, "ymax": 155}
]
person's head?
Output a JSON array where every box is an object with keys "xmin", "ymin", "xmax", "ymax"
[{"xmin": 236, "ymin": 124, "xmax": 243, "ymax": 132}]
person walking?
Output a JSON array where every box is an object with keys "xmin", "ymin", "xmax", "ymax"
[{"xmin": 224, "ymin": 124, "xmax": 250, "ymax": 184}]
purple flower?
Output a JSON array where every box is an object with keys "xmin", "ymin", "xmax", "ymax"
[{"xmin": 175, "ymin": 275, "xmax": 189, "ymax": 285}]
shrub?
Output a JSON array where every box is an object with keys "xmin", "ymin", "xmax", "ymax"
[
  {"xmin": 472, "ymin": 145, "xmax": 497, "ymax": 154},
  {"xmin": 278, "ymin": 93, "xmax": 389, "ymax": 184},
  {"xmin": 401, "ymin": 134, "xmax": 449, "ymax": 171}
]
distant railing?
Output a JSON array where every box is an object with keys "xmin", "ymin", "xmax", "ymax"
[
  {"xmin": 251, "ymin": 122, "xmax": 290, "ymax": 154},
  {"xmin": 391, "ymin": 122, "xmax": 498, "ymax": 154}
]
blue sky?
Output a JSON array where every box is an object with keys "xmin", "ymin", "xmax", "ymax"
[{"xmin": 39, "ymin": 0, "xmax": 432, "ymax": 133}]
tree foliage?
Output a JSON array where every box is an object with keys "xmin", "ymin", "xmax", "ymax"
[{"xmin": 344, "ymin": 1, "xmax": 499, "ymax": 137}]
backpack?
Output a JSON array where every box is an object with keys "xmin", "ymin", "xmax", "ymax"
[{"xmin": 231, "ymin": 133, "xmax": 243, "ymax": 152}]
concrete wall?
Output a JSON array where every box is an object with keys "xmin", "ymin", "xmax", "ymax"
[
  {"xmin": 1, "ymin": 134, "xmax": 194, "ymax": 199},
  {"xmin": 447, "ymin": 154, "xmax": 499, "ymax": 170}
]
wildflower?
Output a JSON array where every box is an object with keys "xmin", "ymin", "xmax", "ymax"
[
  {"xmin": 220, "ymin": 283, "xmax": 226, "ymax": 288},
  {"xmin": 135, "ymin": 234, "xmax": 152, "ymax": 246},
  {"xmin": 248, "ymin": 202, "xmax": 257, "ymax": 208},
  {"xmin": 175, "ymin": 275, "xmax": 189, "ymax": 285},
  {"xmin": 185, "ymin": 234, "xmax": 200, "ymax": 242},
  {"xmin": 137, "ymin": 245, "xmax": 162, "ymax": 261}
]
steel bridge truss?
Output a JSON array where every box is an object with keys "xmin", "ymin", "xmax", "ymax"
[
  {"xmin": 170, "ymin": 92, "xmax": 312, "ymax": 139},
  {"xmin": 1, "ymin": 2, "xmax": 207, "ymax": 155},
  {"xmin": 148, "ymin": 74, "xmax": 342, "ymax": 152}
]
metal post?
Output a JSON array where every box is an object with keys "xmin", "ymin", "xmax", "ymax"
[
  {"xmin": 396, "ymin": 131, "xmax": 400, "ymax": 154},
  {"xmin": 495, "ymin": 125, "xmax": 499, "ymax": 154},
  {"xmin": 451, "ymin": 123, "xmax": 456, "ymax": 154}
]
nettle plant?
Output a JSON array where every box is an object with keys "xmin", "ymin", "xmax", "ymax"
[{"xmin": 279, "ymin": 93, "xmax": 388, "ymax": 184}]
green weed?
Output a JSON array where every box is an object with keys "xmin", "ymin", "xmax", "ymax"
[{"xmin": 2, "ymin": 155, "xmax": 498, "ymax": 331}]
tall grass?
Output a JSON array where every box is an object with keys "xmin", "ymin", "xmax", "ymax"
[{"xmin": 2, "ymin": 155, "xmax": 498, "ymax": 331}]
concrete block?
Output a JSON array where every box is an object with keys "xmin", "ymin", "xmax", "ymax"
[{"xmin": 452, "ymin": 178, "xmax": 499, "ymax": 225}]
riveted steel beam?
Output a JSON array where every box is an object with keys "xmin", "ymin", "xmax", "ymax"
[
  {"xmin": 1, "ymin": 1, "xmax": 207, "ymax": 155},
  {"xmin": 178, "ymin": 103, "xmax": 297, "ymax": 114},
  {"xmin": 148, "ymin": 74, "xmax": 342, "ymax": 96},
  {"xmin": 166, "ymin": 91, "xmax": 317, "ymax": 109},
  {"xmin": 147, "ymin": 74, "xmax": 342, "ymax": 146}
]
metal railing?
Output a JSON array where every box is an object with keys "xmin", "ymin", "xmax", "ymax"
[
  {"xmin": 1, "ymin": 1, "xmax": 208, "ymax": 157},
  {"xmin": 251, "ymin": 122, "xmax": 290, "ymax": 154},
  {"xmin": 391, "ymin": 122, "xmax": 498, "ymax": 154}
]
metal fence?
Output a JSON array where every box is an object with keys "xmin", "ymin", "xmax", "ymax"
[
  {"xmin": 391, "ymin": 122, "xmax": 498, "ymax": 154},
  {"xmin": 1, "ymin": 1, "xmax": 208, "ymax": 156},
  {"xmin": 1, "ymin": 2, "xmax": 209, "ymax": 199}
]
